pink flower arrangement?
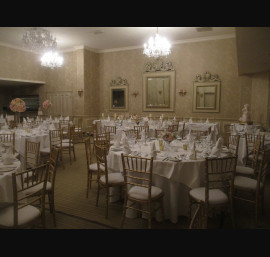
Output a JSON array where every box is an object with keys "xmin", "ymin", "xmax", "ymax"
[
  {"xmin": 162, "ymin": 131, "xmax": 175, "ymax": 143},
  {"xmin": 9, "ymin": 98, "xmax": 26, "ymax": 112},
  {"xmin": 42, "ymin": 100, "xmax": 52, "ymax": 110}
]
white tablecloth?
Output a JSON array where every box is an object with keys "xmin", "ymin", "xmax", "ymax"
[{"xmin": 0, "ymin": 159, "xmax": 21, "ymax": 203}]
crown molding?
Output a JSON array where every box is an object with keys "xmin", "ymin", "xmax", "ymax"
[{"xmin": 0, "ymin": 33, "xmax": 235, "ymax": 55}]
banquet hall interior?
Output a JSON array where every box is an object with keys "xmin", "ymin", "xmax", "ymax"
[{"xmin": 0, "ymin": 27, "xmax": 270, "ymax": 229}]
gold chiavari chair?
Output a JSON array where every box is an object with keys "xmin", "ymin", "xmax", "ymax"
[
  {"xmin": 0, "ymin": 164, "xmax": 48, "ymax": 229},
  {"xmin": 75, "ymin": 117, "xmax": 83, "ymax": 141},
  {"xmin": 59, "ymin": 120, "xmax": 70, "ymax": 139},
  {"xmin": 245, "ymin": 133, "xmax": 265, "ymax": 166},
  {"xmin": 180, "ymin": 122, "xmax": 187, "ymax": 139},
  {"xmin": 120, "ymin": 154, "xmax": 165, "ymax": 229},
  {"xmin": 233, "ymin": 147, "xmax": 270, "ymax": 226},
  {"xmin": 95, "ymin": 144, "xmax": 125, "ymax": 218},
  {"xmin": 188, "ymin": 156, "xmax": 237, "ymax": 228},
  {"xmin": 85, "ymin": 137, "xmax": 100, "ymax": 197},
  {"xmin": 134, "ymin": 125, "xmax": 149, "ymax": 134},
  {"xmin": 49, "ymin": 129, "xmax": 64, "ymax": 169},
  {"xmin": 24, "ymin": 148, "xmax": 59, "ymax": 227},
  {"xmin": 61, "ymin": 125, "xmax": 76, "ymax": 165},
  {"xmin": 0, "ymin": 132, "xmax": 15, "ymax": 154},
  {"xmin": 24, "ymin": 140, "xmax": 40, "ymax": 170}
]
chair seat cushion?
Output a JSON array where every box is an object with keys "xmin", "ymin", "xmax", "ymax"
[
  {"xmin": 89, "ymin": 163, "xmax": 105, "ymax": 171},
  {"xmin": 0, "ymin": 205, "xmax": 41, "ymax": 227},
  {"xmin": 234, "ymin": 176, "xmax": 262, "ymax": 191},
  {"xmin": 24, "ymin": 181, "xmax": 52, "ymax": 194},
  {"xmin": 128, "ymin": 185, "xmax": 163, "ymax": 201},
  {"xmin": 100, "ymin": 173, "xmax": 124, "ymax": 184},
  {"xmin": 189, "ymin": 187, "xmax": 228, "ymax": 205},
  {"xmin": 40, "ymin": 147, "xmax": 50, "ymax": 154},
  {"xmin": 236, "ymin": 165, "xmax": 254, "ymax": 175}
]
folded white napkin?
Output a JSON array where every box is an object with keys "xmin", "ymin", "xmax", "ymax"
[
  {"xmin": 205, "ymin": 118, "xmax": 209, "ymax": 123},
  {"xmin": 211, "ymin": 137, "xmax": 223, "ymax": 156},
  {"xmin": 49, "ymin": 116, "xmax": 52, "ymax": 121},
  {"xmin": 23, "ymin": 118, "xmax": 27, "ymax": 123},
  {"xmin": 186, "ymin": 130, "xmax": 193, "ymax": 141},
  {"xmin": 189, "ymin": 117, "xmax": 193, "ymax": 123},
  {"xmin": 65, "ymin": 116, "xmax": 69, "ymax": 121},
  {"xmin": 107, "ymin": 115, "xmax": 110, "ymax": 121},
  {"xmin": 36, "ymin": 116, "xmax": 40, "ymax": 121},
  {"xmin": 206, "ymin": 130, "xmax": 215, "ymax": 144},
  {"xmin": 255, "ymin": 129, "xmax": 261, "ymax": 134}
]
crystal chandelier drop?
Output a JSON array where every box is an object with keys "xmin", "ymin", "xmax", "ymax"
[
  {"xmin": 143, "ymin": 27, "xmax": 171, "ymax": 58},
  {"xmin": 40, "ymin": 51, "xmax": 63, "ymax": 69},
  {"xmin": 22, "ymin": 27, "xmax": 57, "ymax": 52}
]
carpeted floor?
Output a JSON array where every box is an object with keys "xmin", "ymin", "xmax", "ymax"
[{"xmin": 34, "ymin": 140, "xmax": 270, "ymax": 229}]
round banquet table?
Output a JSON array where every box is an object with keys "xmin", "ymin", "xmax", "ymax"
[{"xmin": 107, "ymin": 139, "xmax": 207, "ymax": 223}]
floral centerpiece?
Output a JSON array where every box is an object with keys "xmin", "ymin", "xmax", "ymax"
[
  {"xmin": 9, "ymin": 98, "xmax": 26, "ymax": 125},
  {"xmin": 42, "ymin": 99, "xmax": 52, "ymax": 110},
  {"xmin": 9, "ymin": 98, "xmax": 26, "ymax": 112},
  {"xmin": 162, "ymin": 131, "xmax": 175, "ymax": 143}
]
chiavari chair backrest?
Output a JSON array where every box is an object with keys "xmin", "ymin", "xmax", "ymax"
[
  {"xmin": 181, "ymin": 122, "xmax": 187, "ymax": 139},
  {"xmin": 95, "ymin": 132, "xmax": 111, "ymax": 152},
  {"xmin": 49, "ymin": 129, "xmax": 63, "ymax": 149},
  {"xmin": 24, "ymin": 140, "xmax": 40, "ymax": 170},
  {"xmin": 245, "ymin": 133, "xmax": 265, "ymax": 155},
  {"xmin": 95, "ymin": 144, "xmax": 108, "ymax": 183},
  {"xmin": 124, "ymin": 129, "xmax": 139, "ymax": 139},
  {"xmin": 9, "ymin": 164, "xmax": 48, "ymax": 228},
  {"xmin": 0, "ymin": 132, "xmax": 15, "ymax": 154},
  {"xmin": 228, "ymin": 134, "xmax": 240, "ymax": 156},
  {"xmin": 121, "ymin": 154, "xmax": 154, "ymax": 203},
  {"xmin": 103, "ymin": 125, "xmax": 116, "ymax": 140},
  {"xmin": 134, "ymin": 125, "xmax": 149, "ymax": 134},
  {"xmin": 204, "ymin": 156, "xmax": 237, "ymax": 218}
]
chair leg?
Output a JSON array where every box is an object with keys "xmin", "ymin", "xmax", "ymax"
[
  {"xmin": 105, "ymin": 187, "xmax": 109, "ymax": 219},
  {"xmin": 86, "ymin": 173, "xmax": 89, "ymax": 198},
  {"xmin": 121, "ymin": 197, "xmax": 128, "ymax": 228},
  {"xmin": 96, "ymin": 183, "xmax": 100, "ymax": 207},
  {"xmin": 147, "ymin": 202, "xmax": 152, "ymax": 229},
  {"xmin": 73, "ymin": 146, "xmax": 76, "ymax": 161}
]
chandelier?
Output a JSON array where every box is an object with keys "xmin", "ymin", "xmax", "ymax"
[
  {"xmin": 40, "ymin": 51, "xmax": 63, "ymax": 69},
  {"xmin": 143, "ymin": 27, "xmax": 171, "ymax": 58},
  {"xmin": 22, "ymin": 27, "xmax": 63, "ymax": 69},
  {"xmin": 22, "ymin": 27, "xmax": 57, "ymax": 52}
]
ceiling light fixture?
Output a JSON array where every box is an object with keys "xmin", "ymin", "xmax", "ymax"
[
  {"xmin": 40, "ymin": 51, "xmax": 63, "ymax": 69},
  {"xmin": 143, "ymin": 27, "xmax": 171, "ymax": 58},
  {"xmin": 22, "ymin": 27, "xmax": 63, "ymax": 69}
]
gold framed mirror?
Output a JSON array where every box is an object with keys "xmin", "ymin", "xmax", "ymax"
[
  {"xmin": 109, "ymin": 77, "xmax": 128, "ymax": 111},
  {"xmin": 143, "ymin": 58, "xmax": 175, "ymax": 112},
  {"xmin": 192, "ymin": 72, "xmax": 221, "ymax": 113}
]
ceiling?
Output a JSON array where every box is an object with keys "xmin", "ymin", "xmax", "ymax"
[{"xmin": 0, "ymin": 27, "xmax": 235, "ymax": 53}]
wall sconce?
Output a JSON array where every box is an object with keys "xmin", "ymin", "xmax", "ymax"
[
  {"xmin": 178, "ymin": 89, "xmax": 187, "ymax": 96},
  {"xmin": 132, "ymin": 91, "xmax": 139, "ymax": 98},
  {"xmin": 77, "ymin": 89, "xmax": 84, "ymax": 97}
]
